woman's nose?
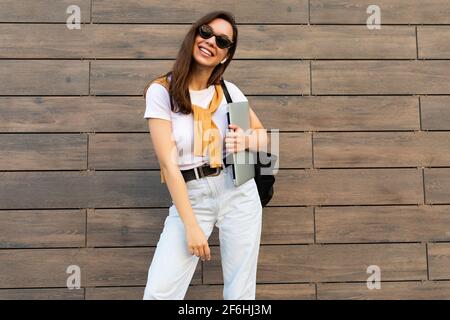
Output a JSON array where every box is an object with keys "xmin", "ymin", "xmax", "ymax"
[{"xmin": 205, "ymin": 37, "xmax": 216, "ymax": 49}]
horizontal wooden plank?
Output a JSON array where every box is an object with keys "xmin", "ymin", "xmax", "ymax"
[
  {"xmin": 209, "ymin": 207, "xmax": 314, "ymax": 246},
  {"xmin": 88, "ymin": 132, "xmax": 308, "ymax": 170},
  {"xmin": 87, "ymin": 209, "xmax": 167, "ymax": 247},
  {"xmin": 0, "ymin": 96, "xmax": 419, "ymax": 133},
  {"xmin": 91, "ymin": 60, "xmax": 309, "ymax": 95},
  {"xmin": 203, "ymin": 61, "xmax": 310, "ymax": 95},
  {"xmin": 311, "ymin": 0, "xmax": 450, "ymax": 24},
  {"xmin": 0, "ymin": 60, "xmax": 89, "ymax": 95},
  {"xmin": 421, "ymin": 96, "xmax": 450, "ymax": 130},
  {"xmin": 203, "ymin": 243, "xmax": 427, "ymax": 283},
  {"xmin": 271, "ymin": 169, "xmax": 423, "ymax": 206},
  {"xmin": 256, "ymin": 207, "xmax": 315, "ymax": 244},
  {"xmin": 255, "ymin": 283, "xmax": 316, "ymax": 300},
  {"xmin": 0, "ymin": 134, "xmax": 87, "ymax": 170},
  {"xmin": 312, "ymin": 61, "xmax": 450, "ymax": 94},
  {"xmin": 281, "ymin": 25, "xmax": 414, "ymax": 59},
  {"xmin": 0, "ymin": 288, "xmax": 84, "ymax": 300},
  {"xmin": 0, "ymin": 24, "xmax": 415, "ymax": 59},
  {"xmin": 0, "ymin": 248, "xmax": 202, "ymax": 288},
  {"xmin": 86, "ymin": 285, "xmax": 221, "ymax": 300},
  {"xmin": 0, "ymin": 171, "xmax": 170, "ymax": 209},
  {"xmin": 85, "ymin": 286, "xmax": 143, "ymax": 300},
  {"xmin": 185, "ymin": 285, "xmax": 222, "ymax": 300},
  {"xmin": 85, "ymin": 283, "xmax": 316, "ymax": 299},
  {"xmin": 90, "ymin": 60, "xmax": 172, "ymax": 96},
  {"xmin": 251, "ymin": 96, "xmax": 419, "ymax": 131},
  {"xmin": 185, "ymin": 283, "xmax": 316, "ymax": 300},
  {"xmin": 276, "ymin": 133, "xmax": 311, "ymax": 168},
  {"xmin": 0, "ymin": 170, "xmax": 424, "ymax": 210},
  {"xmin": 316, "ymin": 205, "xmax": 450, "ymax": 243},
  {"xmin": 314, "ymin": 132, "xmax": 450, "ymax": 167},
  {"xmin": 0, "ymin": 0, "xmax": 90, "ymax": 22},
  {"xmin": 0, "ymin": 171, "xmax": 92, "ymax": 209},
  {"xmin": 0, "ymin": 210, "xmax": 85, "ymax": 248},
  {"xmin": 418, "ymin": 27, "xmax": 450, "ymax": 59},
  {"xmin": 428, "ymin": 243, "xmax": 450, "ymax": 280},
  {"xmin": 89, "ymin": 133, "xmax": 159, "ymax": 170},
  {"xmin": 88, "ymin": 207, "xmax": 313, "ymax": 247},
  {"xmin": 424, "ymin": 168, "xmax": 450, "ymax": 204},
  {"xmin": 92, "ymin": 0, "xmax": 308, "ymax": 23},
  {"xmin": 0, "ymin": 24, "xmax": 185, "ymax": 59},
  {"xmin": 86, "ymin": 285, "xmax": 223, "ymax": 300},
  {"xmin": 0, "ymin": 169, "xmax": 420, "ymax": 209},
  {"xmin": 318, "ymin": 281, "xmax": 450, "ymax": 300},
  {"xmin": 0, "ymin": 97, "xmax": 145, "ymax": 133},
  {"xmin": 0, "ymin": 24, "xmax": 89, "ymax": 59}
]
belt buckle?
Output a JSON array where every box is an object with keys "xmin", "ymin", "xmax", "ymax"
[{"xmin": 193, "ymin": 167, "xmax": 200, "ymax": 180}]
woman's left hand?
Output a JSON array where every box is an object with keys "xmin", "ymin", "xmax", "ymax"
[{"xmin": 225, "ymin": 124, "xmax": 248, "ymax": 153}]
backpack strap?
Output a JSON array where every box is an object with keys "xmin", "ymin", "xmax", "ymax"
[
  {"xmin": 167, "ymin": 71, "xmax": 174, "ymax": 111},
  {"xmin": 220, "ymin": 78, "xmax": 233, "ymax": 104}
]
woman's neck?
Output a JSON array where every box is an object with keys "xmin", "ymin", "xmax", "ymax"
[{"xmin": 189, "ymin": 65, "xmax": 213, "ymax": 91}]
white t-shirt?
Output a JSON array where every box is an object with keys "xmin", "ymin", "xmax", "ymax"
[{"xmin": 144, "ymin": 78, "xmax": 248, "ymax": 170}]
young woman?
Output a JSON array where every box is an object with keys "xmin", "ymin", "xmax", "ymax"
[{"xmin": 142, "ymin": 10, "xmax": 268, "ymax": 300}]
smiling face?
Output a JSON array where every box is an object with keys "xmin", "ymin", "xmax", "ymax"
[{"xmin": 192, "ymin": 18, "xmax": 234, "ymax": 68}]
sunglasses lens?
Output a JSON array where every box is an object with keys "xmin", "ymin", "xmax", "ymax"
[
  {"xmin": 217, "ymin": 37, "xmax": 232, "ymax": 49},
  {"xmin": 198, "ymin": 25, "xmax": 212, "ymax": 39}
]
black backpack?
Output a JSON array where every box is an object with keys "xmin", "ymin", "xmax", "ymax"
[{"xmin": 220, "ymin": 78, "xmax": 277, "ymax": 207}]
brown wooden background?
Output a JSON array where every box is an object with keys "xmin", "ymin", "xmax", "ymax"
[{"xmin": 1, "ymin": 0, "xmax": 450, "ymax": 300}]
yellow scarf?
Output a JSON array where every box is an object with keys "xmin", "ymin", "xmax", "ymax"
[{"xmin": 150, "ymin": 75, "xmax": 224, "ymax": 183}]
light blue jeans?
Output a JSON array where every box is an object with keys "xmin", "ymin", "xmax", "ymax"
[{"xmin": 143, "ymin": 164, "xmax": 263, "ymax": 300}]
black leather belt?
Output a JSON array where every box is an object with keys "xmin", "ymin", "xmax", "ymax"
[{"xmin": 181, "ymin": 156, "xmax": 232, "ymax": 183}]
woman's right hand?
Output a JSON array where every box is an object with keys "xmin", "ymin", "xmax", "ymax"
[{"xmin": 185, "ymin": 224, "xmax": 211, "ymax": 261}]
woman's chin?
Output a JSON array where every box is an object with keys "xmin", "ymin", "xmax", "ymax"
[{"xmin": 193, "ymin": 55, "xmax": 216, "ymax": 67}]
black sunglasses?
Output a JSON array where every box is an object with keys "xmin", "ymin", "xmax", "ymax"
[{"xmin": 198, "ymin": 24, "xmax": 234, "ymax": 49}]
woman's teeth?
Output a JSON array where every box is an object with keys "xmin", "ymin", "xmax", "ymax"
[{"xmin": 200, "ymin": 47, "xmax": 212, "ymax": 56}]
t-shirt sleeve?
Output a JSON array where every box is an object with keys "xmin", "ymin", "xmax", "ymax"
[
  {"xmin": 143, "ymin": 83, "xmax": 172, "ymax": 120},
  {"xmin": 224, "ymin": 80, "xmax": 248, "ymax": 103}
]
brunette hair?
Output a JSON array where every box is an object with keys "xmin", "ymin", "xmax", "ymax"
[{"xmin": 143, "ymin": 10, "xmax": 238, "ymax": 114}]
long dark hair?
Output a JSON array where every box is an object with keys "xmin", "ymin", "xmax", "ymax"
[{"xmin": 143, "ymin": 10, "xmax": 238, "ymax": 115}]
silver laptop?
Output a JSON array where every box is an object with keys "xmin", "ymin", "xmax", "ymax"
[{"xmin": 224, "ymin": 101, "xmax": 255, "ymax": 186}]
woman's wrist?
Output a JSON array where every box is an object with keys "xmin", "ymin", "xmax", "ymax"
[{"xmin": 183, "ymin": 219, "xmax": 200, "ymax": 230}]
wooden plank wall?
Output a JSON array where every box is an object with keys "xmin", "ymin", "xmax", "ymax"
[{"xmin": 1, "ymin": 0, "xmax": 450, "ymax": 300}]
